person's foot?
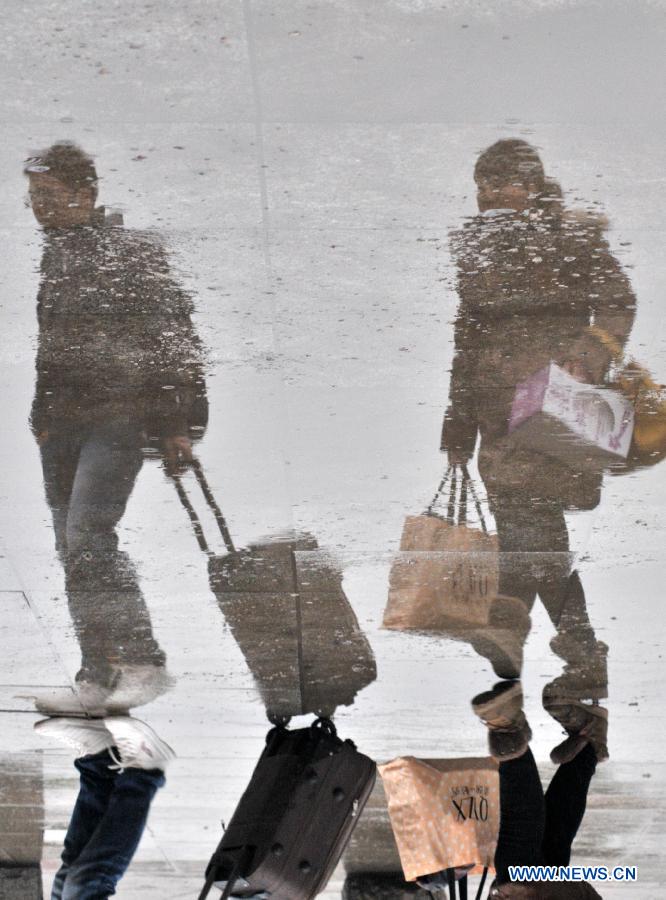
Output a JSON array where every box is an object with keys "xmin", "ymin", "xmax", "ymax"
[
  {"xmin": 34, "ymin": 717, "xmax": 114, "ymax": 757},
  {"xmin": 104, "ymin": 664, "xmax": 174, "ymax": 712},
  {"xmin": 19, "ymin": 681, "xmax": 111, "ymax": 717},
  {"xmin": 543, "ymin": 688, "xmax": 609, "ymax": 764},
  {"xmin": 472, "ymin": 680, "xmax": 532, "ymax": 761},
  {"xmin": 548, "ymin": 636, "xmax": 608, "ymax": 701},
  {"xmin": 104, "ymin": 716, "xmax": 175, "ymax": 772},
  {"xmin": 470, "ymin": 629, "xmax": 524, "ymax": 680}
]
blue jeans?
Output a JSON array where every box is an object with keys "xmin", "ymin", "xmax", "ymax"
[
  {"xmin": 39, "ymin": 422, "xmax": 165, "ymax": 683},
  {"xmin": 51, "ymin": 750, "xmax": 165, "ymax": 900}
]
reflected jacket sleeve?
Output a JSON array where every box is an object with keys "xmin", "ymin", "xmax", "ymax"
[
  {"xmin": 140, "ymin": 243, "xmax": 209, "ymax": 441},
  {"xmin": 440, "ymin": 312, "xmax": 479, "ymax": 455}
]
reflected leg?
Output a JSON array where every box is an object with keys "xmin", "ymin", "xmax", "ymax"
[
  {"xmin": 543, "ymin": 571, "xmax": 608, "ymax": 706},
  {"xmin": 39, "ymin": 430, "xmax": 85, "ymax": 558},
  {"xmin": 63, "ymin": 423, "xmax": 166, "ymax": 690}
]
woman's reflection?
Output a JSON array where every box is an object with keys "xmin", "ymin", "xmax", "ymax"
[
  {"xmin": 441, "ymin": 139, "xmax": 636, "ymax": 702},
  {"xmin": 24, "ymin": 142, "xmax": 208, "ymax": 713},
  {"xmin": 438, "ymin": 139, "xmax": 637, "ymax": 897}
]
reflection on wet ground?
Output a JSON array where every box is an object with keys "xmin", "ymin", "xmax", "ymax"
[{"xmin": 2, "ymin": 1, "xmax": 666, "ymax": 897}]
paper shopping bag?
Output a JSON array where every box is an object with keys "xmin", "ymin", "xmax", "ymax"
[
  {"xmin": 383, "ymin": 467, "xmax": 499, "ymax": 635},
  {"xmin": 378, "ymin": 756, "xmax": 499, "ymax": 882}
]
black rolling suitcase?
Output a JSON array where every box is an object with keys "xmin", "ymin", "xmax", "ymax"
[
  {"xmin": 198, "ymin": 718, "xmax": 376, "ymax": 899},
  {"xmin": 171, "ymin": 459, "xmax": 377, "ymax": 721}
]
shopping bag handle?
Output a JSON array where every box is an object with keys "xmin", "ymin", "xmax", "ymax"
[
  {"xmin": 475, "ymin": 867, "xmax": 489, "ymax": 899},
  {"xmin": 426, "ymin": 465, "xmax": 455, "ymax": 516},
  {"xmin": 461, "ymin": 464, "xmax": 489, "ymax": 536},
  {"xmin": 170, "ymin": 458, "xmax": 236, "ymax": 555},
  {"xmin": 444, "ymin": 867, "xmax": 488, "ymax": 900},
  {"xmin": 426, "ymin": 465, "xmax": 490, "ymax": 535}
]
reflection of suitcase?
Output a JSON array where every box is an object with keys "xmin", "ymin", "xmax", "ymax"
[
  {"xmin": 172, "ymin": 461, "xmax": 376, "ymax": 718},
  {"xmin": 198, "ymin": 718, "xmax": 376, "ymax": 900}
]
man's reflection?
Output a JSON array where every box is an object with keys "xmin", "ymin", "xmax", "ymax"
[
  {"xmin": 24, "ymin": 142, "xmax": 208, "ymax": 712},
  {"xmin": 441, "ymin": 138, "xmax": 636, "ymax": 697}
]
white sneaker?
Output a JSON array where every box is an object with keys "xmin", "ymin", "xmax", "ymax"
[
  {"xmin": 105, "ymin": 665, "xmax": 174, "ymax": 712},
  {"xmin": 34, "ymin": 717, "xmax": 114, "ymax": 757},
  {"xmin": 104, "ymin": 716, "xmax": 175, "ymax": 772}
]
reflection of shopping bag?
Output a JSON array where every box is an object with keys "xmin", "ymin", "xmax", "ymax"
[
  {"xmin": 378, "ymin": 756, "xmax": 498, "ymax": 885},
  {"xmin": 508, "ymin": 363, "xmax": 634, "ymax": 465},
  {"xmin": 588, "ymin": 324, "xmax": 666, "ymax": 469},
  {"xmin": 383, "ymin": 467, "xmax": 498, "ymax": 636},
  {"xmin": 172, "ymin": 461, "xmax": 376, "ymax": 719},
  {"xmin": 612, "ymin": 360, "xmax": 666, "ymax": 467}
]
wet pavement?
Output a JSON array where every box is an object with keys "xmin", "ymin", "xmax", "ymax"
[{"xmin": 1, "ymin": 1, "xmax": 665, "ymax": 897}]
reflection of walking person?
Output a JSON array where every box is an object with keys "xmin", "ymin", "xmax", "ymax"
[
  {"xmin": 24, "ymin": 143, "xmax": 208, "ymax": 713},
  {"xmin": 35, "ymin": 716, "xmax": 174, "ymax": 899},
  {"xmin": 441, "ymin": 139, "xmax": 636, "ymax": 688}
]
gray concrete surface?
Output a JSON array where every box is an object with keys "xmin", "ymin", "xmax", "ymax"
[{"xmin": 1, "ymin": 0, "xmax": 665, "ymax": 897}]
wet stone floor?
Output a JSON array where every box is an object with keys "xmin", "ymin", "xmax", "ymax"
[{"xmin": 1, "ymin": 1, "xmax": 665, "ymax": 898}]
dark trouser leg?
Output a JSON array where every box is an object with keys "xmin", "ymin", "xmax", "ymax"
[
  {"xmin": 60, "ymin": 766, "xmax": 165, "ymax": 900},
  {"xmin": 541, "ymin": 743, "xmax": 597, "ymax": 866},
  {"xmin": 494, "ymin": 496, "xmax": 571, "ymax": 616},
  {"xmin": 51, "ymin": 751, "xmax": 117, "ymax": 900},
  {"xmin": 39, "ymin": 431, "xmax": 84, "ymax": 559},
  {"xmin": 494, "ymin": 748, "xmax": 546, "ymax": 885}
]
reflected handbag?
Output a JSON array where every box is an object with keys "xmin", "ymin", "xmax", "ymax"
[
  {"xmin": 588, "ymin": 324, "xmax": 666, "ymax": 469},
  {"xmin": 383, "ymin": 466, "xmax": 498, "ymax": 637},
  {"xmin": 378, "ymin": 756, "xmax": 498, "ymax": 896}
]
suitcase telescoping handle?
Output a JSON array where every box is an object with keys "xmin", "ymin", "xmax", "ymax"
[
  {"xmin": 170, "ymin": 458, "xmax": 236, "ymax": 555},
  {"xmin": 197, "ymin": 847, "xmax": 248, "ymax": 900}
]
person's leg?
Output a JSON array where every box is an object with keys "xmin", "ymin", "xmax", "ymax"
[
  {"xmin": 543, "ymin": 570, "xmax": 608, "ymax": 702},
  {"xmin": 494, "ymin": 748, "xmax": 546, "ymax": 885},
  {"xmin": 51, "ymin": 751, "xmax": 117, "ymax": 900},
  {"xmin": 64, "ymin": 422, "xmax": 144, "ymax": 561},
  {"xmin": 61, "ymin": 766, "xmax": 165, "ymax": 900},
  {"xmin": 470, "ymin": 496, "xmax": 536, "ymax": 679},
  {"xmin": 541, "ymin": 742, "xmax": 597, "ymax": 866},
  {"xmin": 39, "ymin": 430, "xmax": 84, "ymax": 558},
  {"xmin": 63, "ymin": 423, "xmax": 166, "ymax": 686}
]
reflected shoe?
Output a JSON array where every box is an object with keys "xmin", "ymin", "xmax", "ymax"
[
  {"xmin": 543, "ymin": 689, "xmax": 609, "ymax": 764},
  {"xmin": 472, "ymin": 680, "xmax": 532, "ymax": 761},
  {"xmin": 104, "ymin": 665, "xmax": 174, "ymax": 712},
  {"xmin": 104, "ymin": 716, "xmax": 175, "ymax": 772},
  {"xmin": 34, "ymin": 717, "xmax": 114, "ymax": 757},
  {"xmin": 19, "ymin": 682, "xmax": 111, "ymax": 718},
  {"xmin": 470, "ymin": 629, "xmax": 524, "ymax": 680}
]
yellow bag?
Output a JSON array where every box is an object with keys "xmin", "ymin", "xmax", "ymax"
[
  {"xmin": 378, "ymin": 756, "xmax": 499, "ymax": 882},
  {"xmin": 588, "ymin": 325, "xmax": 666, "ymax": 465},
  {"xmin": 384, "ymin": 467, "xmax": 499, "ymax": 635}
]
